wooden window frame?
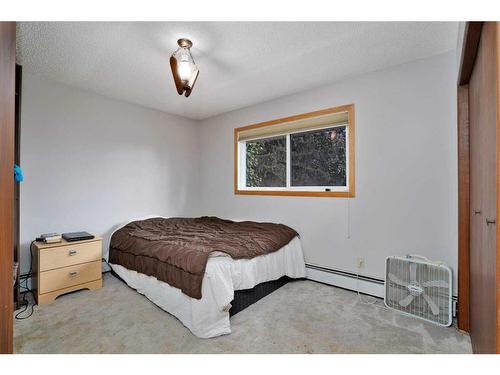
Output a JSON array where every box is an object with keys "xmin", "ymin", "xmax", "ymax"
[{"xmin": 233, "ymin": 104, "xmax": 355, "ymax": 198}]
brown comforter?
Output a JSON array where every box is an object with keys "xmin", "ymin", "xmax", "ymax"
[{"xmin": 108, "ymin": 217, "xmax": 298, "ymax": 299}]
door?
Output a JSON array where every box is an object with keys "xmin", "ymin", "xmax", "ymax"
[
  {"xmin": 468, "ymin": 22, "xmax": 499, "ymax": 354},
  {"xmin": 0, "ymin": 21, "xmax": 15, "ymax": 354}
]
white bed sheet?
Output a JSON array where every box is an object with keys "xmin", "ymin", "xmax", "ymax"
[{"xmin": 110, "ymin": 236, "xmax": 305, "ymax": 338}]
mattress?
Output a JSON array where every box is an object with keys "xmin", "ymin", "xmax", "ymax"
[
  {"xmin": 109, "ymin": 216, "xmax": 299, "ymax": 299},
  {"xmin": 110, "ymin": 236, "xmax": 305, "ymax": 338}
]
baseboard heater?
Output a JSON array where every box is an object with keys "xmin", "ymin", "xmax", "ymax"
[
  {"xmin": 306, "ymin": 263, "xmax": 385, "ymax": 298},
  {"xmin": 305, "ymin": 263, "xmax": 458, "ymax": 316}
]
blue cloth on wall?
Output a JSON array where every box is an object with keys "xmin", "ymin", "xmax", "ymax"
[{"xmin": 14, "ymin": 164, "xmax": 24, "ymax": 182}]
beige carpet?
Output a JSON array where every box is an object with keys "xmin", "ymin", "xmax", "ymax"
[{"xmin": 14, "ymin": 273, "xmax": 471, "ymax": 354}]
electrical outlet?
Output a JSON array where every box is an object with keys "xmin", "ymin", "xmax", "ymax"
[{"xmin": 357, "ymin": 257, "xmax": 365, "ymax": 269}]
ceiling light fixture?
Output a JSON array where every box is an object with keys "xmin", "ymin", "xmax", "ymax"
[{"xmin": 170, "ymin": 38, "xmax": 199, "ymax": 98}]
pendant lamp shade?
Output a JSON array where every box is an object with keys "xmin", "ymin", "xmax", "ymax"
[{"xmin": 170, "ymin": 38, "xmax": 199, "ymax": 98}]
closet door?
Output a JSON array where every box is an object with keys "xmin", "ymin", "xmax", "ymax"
[
  {"xmin": 469, "ymin": 68, "xmax": 484, "ymax": 350},
  {"xmin": 468, "ymin": 22, "xmax": 499, "ymax": 354}
]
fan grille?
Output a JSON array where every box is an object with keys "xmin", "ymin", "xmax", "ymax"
[{"xmin": 385, "ymin": 256, "xmax": 452, "ymax": 326}]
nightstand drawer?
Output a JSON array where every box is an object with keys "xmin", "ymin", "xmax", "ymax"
[
  {"xmin": 39, "ymin": 261, "xmax": 101, "ymax": 293},
  {"xmin": 39, "ymin": 240, "xmax": 101, "ymax": 271}
]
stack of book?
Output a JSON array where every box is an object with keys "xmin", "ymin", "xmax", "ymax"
[{"xmin": 37, "ymin": 233, "xmax": 62, "ymax": 243}]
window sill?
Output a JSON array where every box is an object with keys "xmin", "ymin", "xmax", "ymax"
[{"xmin": 234, "ymin": 189, "xmax": 355, "ymax": 198}]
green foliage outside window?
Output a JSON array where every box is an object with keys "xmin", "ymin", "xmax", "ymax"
[
  {"xmin": 291, "ymin": 126, "xmax": 346, "ymax": 186},
  {"xmin": 245, "ymin": 126, "xmax": 346, "ymax": 188},
  {"xmin": 246, "ymin": 136, "xmax": 286, "ymax": 187}
]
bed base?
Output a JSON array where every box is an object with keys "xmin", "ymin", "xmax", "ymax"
[{"xmin": 229, "ymin": 276, "xmax": 290, "ymax": 316}]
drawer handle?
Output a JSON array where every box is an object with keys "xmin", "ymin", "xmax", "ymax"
[
  {"xmin": 68, "ymin": 250, "xmax": 77, "ymax": 256},
  {"xmin": 486, "ymin": 218, "xmax": 496, "ymax": 225},
  {"xmin": 69, "ymin": 271, "xmax": 78, "ymax": 278}
]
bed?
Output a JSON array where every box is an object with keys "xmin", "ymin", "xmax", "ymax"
[{"xmin": 108, "ymin": 216, "xmax": 306, "ymax": 338}]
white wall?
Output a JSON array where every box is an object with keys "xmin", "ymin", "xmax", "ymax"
[
  {"xmin": 198, "ymin": 52, "xmax": 459, "ymax": 293},
  {"xmin": 20, "ymin": 73, "xmax": 200, "ymax": 272}
]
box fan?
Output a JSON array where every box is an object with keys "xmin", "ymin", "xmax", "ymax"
[{"xmin": 384, "ymin": 255, "xmax": 452, "ymax": 326}]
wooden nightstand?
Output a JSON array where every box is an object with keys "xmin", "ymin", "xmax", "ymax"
[{"xmin": 33, "ymin": 237, "xmax": 103, "ymax": 305}]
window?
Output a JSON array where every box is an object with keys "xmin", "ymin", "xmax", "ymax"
[
  {"xmin": 246, "ymin": 136, "xmax": 286, "ymax": 187},
  {"xmin": 234, "ymin": 104, "xmax": 355, "ymax": 197}
]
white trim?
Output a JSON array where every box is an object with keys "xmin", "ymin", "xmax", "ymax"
[
  {"xmin": 344, "ymin": 125, "xmax": 350, "ymax": 191},
  {"xmin": 238, "ymin": 186, "xmax": 348, "ymax": 192},
  {"xmin": 306, "ymin": 265, "xmax": 385, "ymax": 298},
  {"xmin": 238, "ymin": 141, "xmax": 246, "ymax": 189}
]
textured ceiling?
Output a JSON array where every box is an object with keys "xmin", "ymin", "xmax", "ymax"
[{"xmin": 17, "ymin": 22, "xmax": 458, "ymax": 120}]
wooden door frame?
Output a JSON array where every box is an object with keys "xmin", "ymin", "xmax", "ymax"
[
  {"xmin": 0, "ymin": 21, "xmax": 16, "ymax": 354},
  {"xmin": 457, "ymin": 21, "xmax": 484, "ymax": 333},
  {"xmin": 457, "ymin": 81, "xmax": 471, "ymax": 332}
]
